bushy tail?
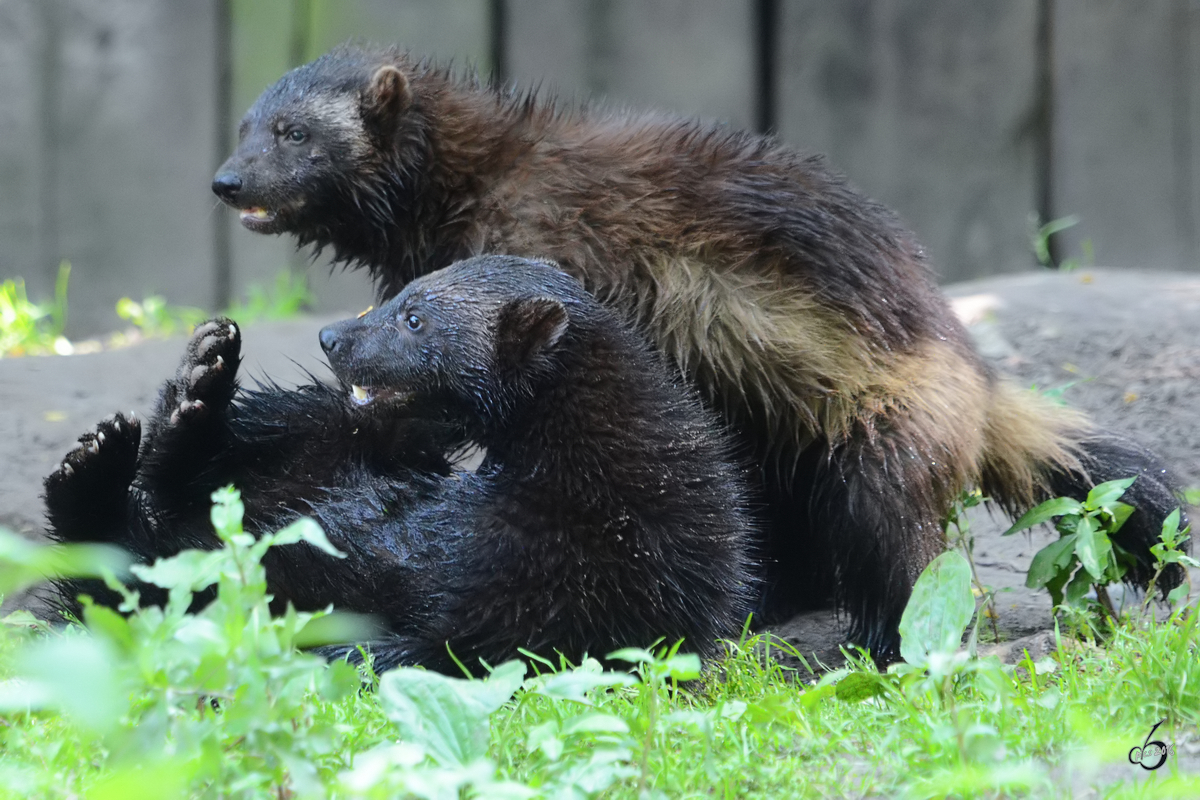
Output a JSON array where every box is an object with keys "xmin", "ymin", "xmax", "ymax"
[{"xmin": 980, "ymin": 380, "xmax": 1190, "ymax": 592}]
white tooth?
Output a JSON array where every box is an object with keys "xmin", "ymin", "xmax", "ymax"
[
  {"xmin": 62, "ymin": 463, "xmax": 74, "ymax": 476},
  {"xmin": 97, "ymin": 432, "xmax": 105, "ymax": 444},
  {"xmin": 351, "ymin": 385, "xmax": 369, "ymax": 402},
  {"xmin": 88, "ymin": 441, "xmax": 99, "ymax": 454},
  {"xmin": 253, "ymin": 208, "xmax": 269, "ymax": 219}
]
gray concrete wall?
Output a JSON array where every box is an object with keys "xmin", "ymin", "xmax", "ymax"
[{"xmin": 1, "ymin": 0, "xmax": 1196, "ymax": 336}]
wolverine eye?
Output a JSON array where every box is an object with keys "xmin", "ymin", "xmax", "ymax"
[
  {"xmin": 285, "ymin": 128, "xmax": 308, "ymax": 144},
  {"xmin": 404, "ymin": 313, "xmax": 423, "ymax": 332}
]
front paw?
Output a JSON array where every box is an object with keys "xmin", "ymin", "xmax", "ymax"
[
  {"xmin": 44, "ymin": 413, "xmax": 141, "ymax": 536},
  {"xmin": 169, "ymin": 318, "xmax": 241, "ymax": 426}
]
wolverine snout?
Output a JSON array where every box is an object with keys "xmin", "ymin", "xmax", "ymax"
[
  {"xmin": 212, "ymin": 172, "xmax": 243, "ymax": 202},
  {"xmin": 318, "ymin": 325, "xmax": 342, "ymax": 356}
]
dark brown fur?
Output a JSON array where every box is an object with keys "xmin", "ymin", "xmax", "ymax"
[{"xmin": 214, "ymin": 46, "xmax": 1188, "ymax": 657}]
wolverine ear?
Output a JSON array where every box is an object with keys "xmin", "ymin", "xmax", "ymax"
[
  {"xmin": 362, "ymin": 64, "xmax": 412, "ymax": 130},
  {"xmin": 495, "ymin": 297, "xmax": 569, "ymax": 370}
]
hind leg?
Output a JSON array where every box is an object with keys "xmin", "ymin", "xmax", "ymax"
[
  {"xmin": 139, "ymin": 318, "xmax": 242, "ymax": 501},
  {"xmin": 1049, "ymin": 434, "xmax": 1191, "ymax": 594},
  {"xmin": 44, "ymin": 413, "xmax": 142, "ymax": 543},
  {"xmin": 809, "ymin": 427, "xmax": 953, "ymax": 661}
]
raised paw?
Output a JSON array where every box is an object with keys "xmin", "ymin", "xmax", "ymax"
[
  {"xmin": 169, "ymin": 317, "xmax": 241, "ymax": 426},
  {"xmin": 44, "ymin": 413, "xmax": 142, "ymax": 539}
]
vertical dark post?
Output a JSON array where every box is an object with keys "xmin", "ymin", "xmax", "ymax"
[
  {"xmin": 213, "ymin": 0, "xmax": 233, "ymax": 310},
  {"xmin": 754, "ymin": 0, "xmax": 778, "ymax": 135},
  {"xmin": 289, "ymin": 0, "xmax": 314, "ymax": 68},
  {"xmin": 285, "ymin": 0, "xmax": 315, "ymax": 277},
  {"xmin": 38, "ymin": 0, "xmax": 62, "ymax": 296},
  {"xmin": 489, "ymin": 0, "xmax": 508, "ymax": 85},
  {"xmin": 1171, "ymin": 0, "xmax": 1194, "ymax": 269},
  {"xmin": 1034, "ymin": 0, "xmax": 1058, "ymax": 266},
  {"xmin": 585, "ymin": 0, "xmax": 615, "ymax": 96}
]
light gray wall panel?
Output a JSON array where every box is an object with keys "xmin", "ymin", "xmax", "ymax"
[
  {"xmin": 508, "ymin": 0, "xmax": 755, "ymax": 127},
  {"xmin": 777, "ymin": 0, "xmax": 1041, "ymax": 282},
  {"xmin": 0, "ymin": 1, "xmax": 45, "ymax": 297},
  {"xmin": 16, "ymin": 0, "xmax": 220, "ymax": 336},
  {"xmin": 1052, "ymin": 0, "xmax": 1200, "ymax": 271}
]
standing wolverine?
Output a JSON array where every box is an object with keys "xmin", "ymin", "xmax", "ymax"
[{"xmin": 213, "ymin": 46, "xmax": 1187, "ymax": 658}]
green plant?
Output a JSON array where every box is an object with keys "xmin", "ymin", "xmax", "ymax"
[
  {"xmin": 3, "ymin": 490, "xmax": 1199, "ymax": 796},
  {"xmin": 1143, "ymin": 509, "xmax": 1198, "ymax": 608},
  {"xmin": 1004, "ymin": 477, "xmax": 1148, "ymax": 618},
  {"xmin": 0, "ymin": 487, "xmax": 367, "ymax": 798},
  {"xmin": 116, "ymin": 269, "xmax": 314, "ymax": 339},
  {"xmin": 224, "ymin": 269, "xmax": 314, "ymax": 324},
  {"xmin": 1030, "ymin": 214, "xmax": 1093, "ymax": 271},
  {"xmin": 0, "ymin": 527, "xmax": 129, "ymax": 601},
  {"xmin": 0, "ymin": 262, "xmax": 71, "ymax": 357},
  {"xmin": 945, "ymin": 488, "xmax": 1001, "ymax": 643},
  {"xmin": 115, "ymin": 294, "xmax": 207, "ymax": 338},
  {"xmin": 3, "ymin": 266, "xmax": 312, "ymax": 354}
]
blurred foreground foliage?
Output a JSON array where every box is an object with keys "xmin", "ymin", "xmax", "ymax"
[{"xmin": 0, "ymin": 488, "xmax": 1196, "ymax": 797}]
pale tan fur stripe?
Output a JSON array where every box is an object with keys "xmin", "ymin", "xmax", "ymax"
[{"xmin": 981, "ymin": 380, "xmax": 1088, "ymax": 508}]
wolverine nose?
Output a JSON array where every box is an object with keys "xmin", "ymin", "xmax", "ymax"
[
  {"xmin": 319, "ymin": 325, "xmax": 340, "ymax": 355},
  {"xmin": 212, "ymin": 172, "xmax": 243, "ymax": 202}
]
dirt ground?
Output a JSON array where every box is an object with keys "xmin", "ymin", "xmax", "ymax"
[{"xmin": 2, "ymin": 268, "xmax": 1198, "ymax": 662}]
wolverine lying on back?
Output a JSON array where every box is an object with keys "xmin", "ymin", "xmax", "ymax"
[
  {"xmin": 46, "ymin": 257, "xmax": 755, "ymax": 673},
  {"xmin": 214, "ymin": 45, "xmax": 1188, "ymax": 658}
]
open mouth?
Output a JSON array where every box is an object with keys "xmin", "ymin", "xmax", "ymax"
[
  {"xmin": 238, "ymin": 206, "xmax": 281, "ymax": 232},
  {"xmin": 349, "ymin": 384, "xmax": 411, "ymax": 407}
]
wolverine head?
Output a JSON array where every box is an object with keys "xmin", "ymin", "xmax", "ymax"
[
  {"xmin": 318, "ymin": 255, "xmax": 577, "ymax": 432},
  {"xmin": 212, "ymin": 46, "xmax": 424, "ymax": 239}
]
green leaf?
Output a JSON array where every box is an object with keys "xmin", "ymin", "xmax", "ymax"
[
  {"xmin": 265, "ymin": 517, "xmax": 345, "ymax": 558},
  {"xmin": 1160, "ymin": 508, "xmax": 1182, "ymax": 541},
  {"xmin": 132, "ymin": 549, "xmax": 223, "ymax": 593},
  {"xmin": 1064, "ymin": 569, "xmax": 1092, "ymax": 607},
  {"xmin": 1026, "ymin": 534, "xmax": 1078, "ymax": 589},
  {"xmin": 1043, "ymin": 562, "xmax": 1072, "ymax": 607},
  {"xmin": 378, "ymin": 661, "xmax": 525, "ymax": 767},
  {"xmin": 742, "ymin": 693, "xmax": 801, "ymax": 726},
  {"xmin": 86, "ymin": 759, "xmax": 191, "ymax": 800},
  {"xmin": 209, "ymin": 486, "xmax": 245, "ymax": 540},
  {"xmin": 1003, "ymin": 497, "xmax": 1084, "ymax": 536},
  {"xmin": 898, "ymin": 551, "xmax": 975, "ymax": 666},
  {"xmin": 796, "ymin": 683, "xmax": 836, "ymax": 709},
  {"xmin": 529, "ymin": 668, "xmax": 637, "ymax": 704},
  {"xmin": 1107, "ymin": 502, "xmax": 1135, "ymax": 534},
  {"xmin": 1074, "ymin": 515, "xmax": 1107, "ymax": 579},
  {"xmin": 835, "ymin": 671, "xmax": 887, "ymax": 703},
  {"xmin": 605, "ymin": 647, "xmax": 656, "ymax": 665},
  {"xmin": 293, "ymin": 610, "xmax": 381, "ymax": 649},
  {"xmin": 560, "ymin": 712, "xmax": 631, "ymax": 737},
  {"xmin": 15, "ymin": 637, "xmax": 125, "ymax": 733},
  {"xmin": 472, "ymin": 660, "xmax": 528, "ymax": 711},
  {"xmin": 1167, "ymin": 583, "xmax": 1190, "ymax": 606},
  {"xmin": 379, "ymin": 671, "xmax": 493, "ymax": 766},
  {"xmin": 1085, "ymin": 477, "xmax": 1136, "ymax": 511},
  {"xmin": 662, "ymin": 652, "xmax": 702, "ymax": 681},
  {"xmin": 81, "ymin": 602, "xmax": 134, "ymax": 651},
  {"xmin": 0, "ymin": 527, "xmax": 130, "ymax": 596}
]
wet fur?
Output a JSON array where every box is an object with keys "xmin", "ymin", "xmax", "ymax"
[
  {"xmin": 45, "ymin": 257, "xmax": 755, "ymax": 673},
  {"xmin": 214, "ymin": 47, "xmax": 1190, "ymax": 656}
]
